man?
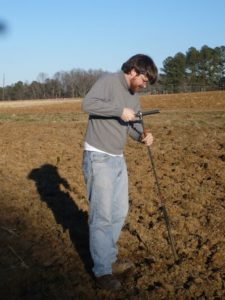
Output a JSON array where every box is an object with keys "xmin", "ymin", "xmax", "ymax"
[{"xmin": 82, "ymin": 54, "xmax": 158, "ymax": 291}]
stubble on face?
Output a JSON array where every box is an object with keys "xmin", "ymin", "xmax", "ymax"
[
  {"xmin": 125, "ymin": 70, "xmax": 148, "ymax": 93},
  {"xmin": 129, "ymin": 76, "xmax": 142, "ymax": 93}
]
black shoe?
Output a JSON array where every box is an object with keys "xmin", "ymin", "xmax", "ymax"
[{"xmin": 96, "ymin": 274, "xmax": 121, "ymax": 291}]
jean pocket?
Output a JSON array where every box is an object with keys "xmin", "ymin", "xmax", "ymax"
[{"xmin": 91, "ymin": 152, "xmax": 110, "ymax": 163}]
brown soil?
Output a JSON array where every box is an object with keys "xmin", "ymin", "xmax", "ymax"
[{"xmin": 0, "ymin": 91, "xmax": 225, "ymax": 299}]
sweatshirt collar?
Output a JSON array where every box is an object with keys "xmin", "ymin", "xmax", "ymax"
[
  {"xmin": 119, "ymin": 71, "xmax": 129, "ymax": 89},
  {"xmin": 118, "ymin": 71, "xmax": 134, "ymax": 95}
]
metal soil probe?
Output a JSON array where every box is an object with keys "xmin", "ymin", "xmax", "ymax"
[{"xmin": 136, "ymin": 110, "xmax": 178, "ymax": 262}]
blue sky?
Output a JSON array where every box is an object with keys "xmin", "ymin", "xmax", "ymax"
[{"xmin": 1, "ymin": 0, "xmax": 225, "ymax": 85}]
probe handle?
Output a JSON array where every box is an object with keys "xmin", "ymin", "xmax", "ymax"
[{"xmin": 135, "ymin": 109, "xmax": 160, "ymax": 118}]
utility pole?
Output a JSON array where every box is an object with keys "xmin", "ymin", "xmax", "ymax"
[{"xmin": 2, "ymin": 73, "xmax": 5, "ymax": 100}]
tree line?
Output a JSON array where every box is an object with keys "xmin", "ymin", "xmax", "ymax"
[
  {"xmin": 160, "ymin": 45, "xmax": 225, "ymax": 93},
  {"xmin": 0, "ymin": 69, "xmax": 106, "ymax": 101},
  {"xmin": 1, "ymin": 45, "xmax": 225, "ymax": 100}
]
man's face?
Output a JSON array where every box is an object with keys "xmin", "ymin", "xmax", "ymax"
[{"xmin": 129, "ymin": 70, "xmax": 149, "ymax": 93}]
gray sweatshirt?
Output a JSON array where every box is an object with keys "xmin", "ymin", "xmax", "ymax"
[{"xmin": 82, "ymin": 71, "xmax": 143, "ymax": 155}]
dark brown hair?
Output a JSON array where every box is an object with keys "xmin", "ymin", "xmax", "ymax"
[{"xmin": 121, "ymin": 54, "xmax": 158, "ymax": 84}]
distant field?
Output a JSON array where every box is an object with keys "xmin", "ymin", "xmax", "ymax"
[
  {"xmin": 0, "ymin": 98, "xmax": 81, "ymax": 108},
  {"xmin": 0, "ymin": 90, "xmax": 224, "ymax": 111},
  {"xmin": 0, "ymin": 91, "xmax": 225, "ymax": 299}
]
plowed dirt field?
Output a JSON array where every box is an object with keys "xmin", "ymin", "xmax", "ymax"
[{"xmin": 0, "ymin": 91, "xmax": 225, "ymax": 299}]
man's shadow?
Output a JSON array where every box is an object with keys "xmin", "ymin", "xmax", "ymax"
[{"xmin": 28, "ymin": 164, "xmax": 92, "ymax": 275}]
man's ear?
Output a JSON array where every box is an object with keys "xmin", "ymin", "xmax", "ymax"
[{"xmin": 130, "ymin": 69, "xmax": 137, "ymax": 79}]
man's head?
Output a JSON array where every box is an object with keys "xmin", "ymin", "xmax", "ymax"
[{"xmin": 121, "ymin": 54, "xmax": 158, "ymax": 93}]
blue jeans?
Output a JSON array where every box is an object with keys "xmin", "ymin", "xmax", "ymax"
[{"xmin": 82, "ymin": 150, "xmax": 129, "ymax": 277}]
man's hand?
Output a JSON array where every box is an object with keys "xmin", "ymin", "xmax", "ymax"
[
  {"xmin": 121, "ymin": 108, "xmax": 136, "ymax": 122},
  {"xmin": 141, "ymin": 130, "xmax": 154, "ymax": 146}
]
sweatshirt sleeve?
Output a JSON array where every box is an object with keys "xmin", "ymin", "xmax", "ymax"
[
  {"xmin": 82, "ymin": 75, "xmax": 123, "ymax": 117},
  {"xmin": 128, "ymin": 121, "xmax": 143, "ymax": 141},
  {"xmin": 127, "ymin": 99, "xmax": 143, "ymax": 141}
]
